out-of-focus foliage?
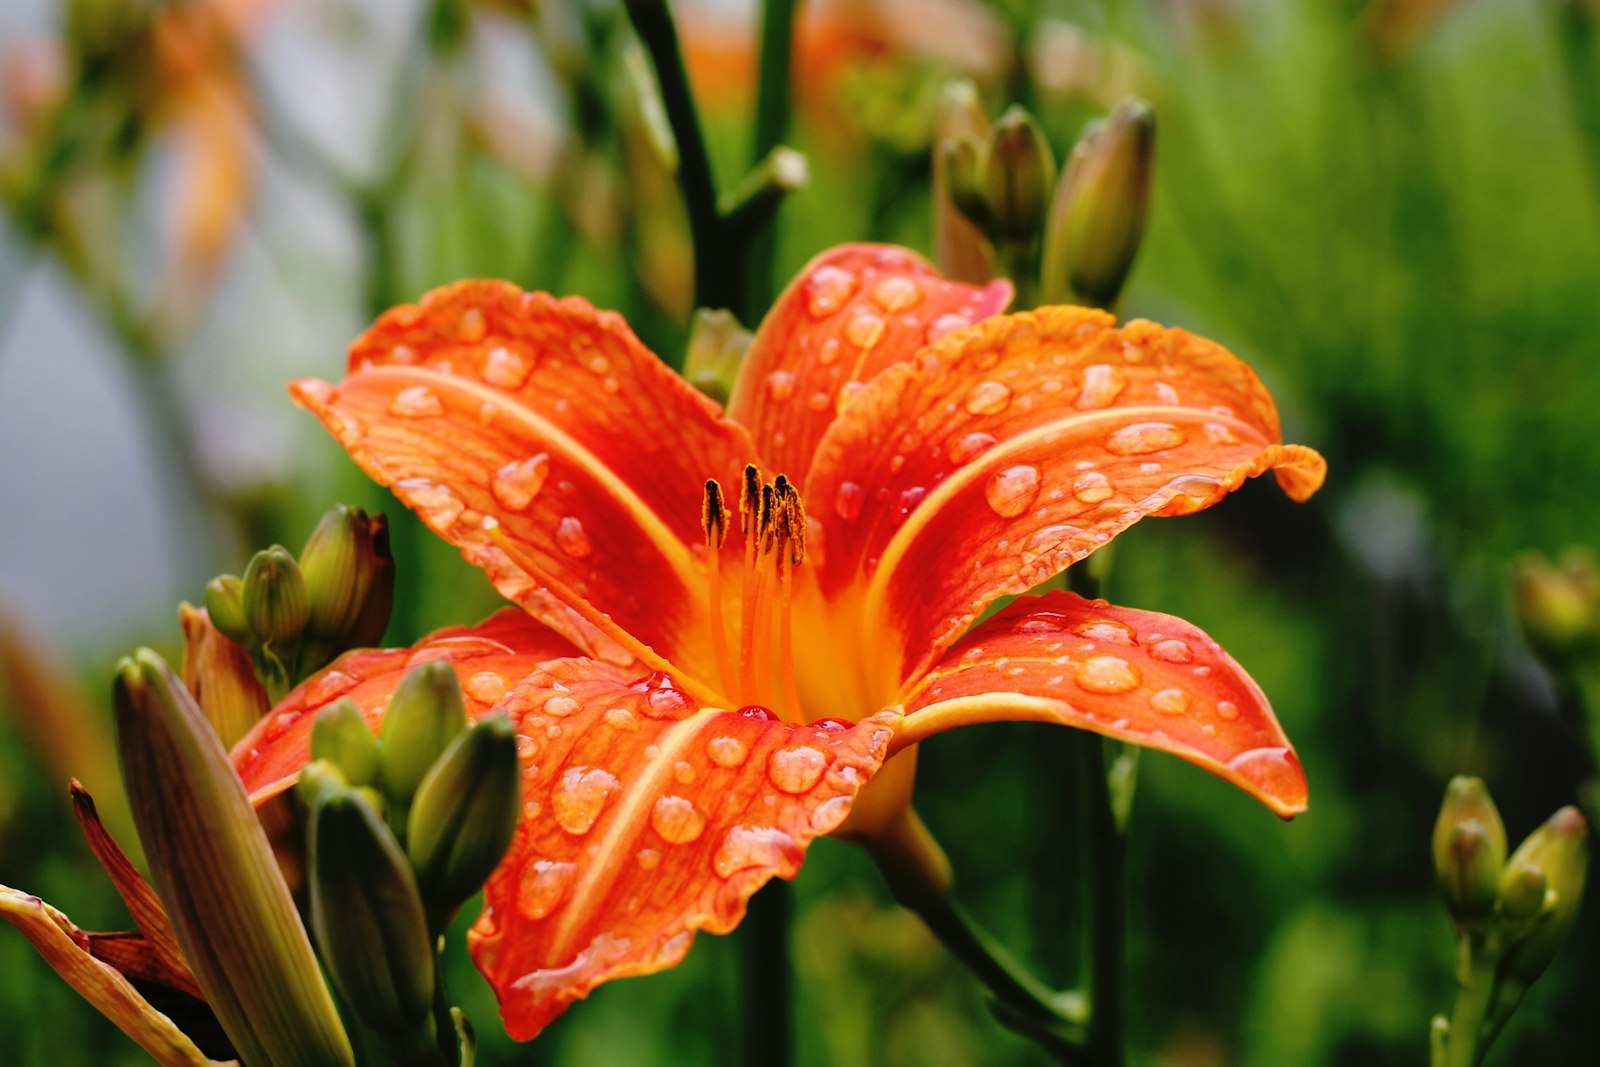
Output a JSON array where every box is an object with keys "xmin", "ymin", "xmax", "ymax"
[{"xmin": 1, "ymin": 0, "xmax": 1597, "ymax": 1064}]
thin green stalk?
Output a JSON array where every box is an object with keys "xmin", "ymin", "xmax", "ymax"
[
  {"xmin": 1076, "ymin": 733, "xmax": 1126, "ymax": 1067},
  {"xmin": 1553, "ymin": 1, "xmax": 1600, "ymax": 226},
  {"xmin": 744, "ymin": 0, "xmax": 800, "ymax": 317},
  {"xmin": 741, "ymin": 881, "xmax": 793, "ymax": 1067},
  {"xmin": 623, "ymin": 0, "xmax": 734, "ymax": 316},
  {"xmin": 1442, "ymin": 952, "xmax": 1496, "ymax": 1067}
]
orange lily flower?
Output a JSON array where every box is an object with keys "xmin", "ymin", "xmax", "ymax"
[{"xmin": 233, "ymin": 243, "xmax": 1325, "ymax": 1039}]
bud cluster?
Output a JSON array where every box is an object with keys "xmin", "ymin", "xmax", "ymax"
[
  {"xmin": 1430, "ymin": 776, "xmax": 1589, "ymax": 1064},
  {"xmin": 206, "ymin": 505, "xmax": 394, "ymax": 703},
  {"xmin": 935, "ymin": 83, "xmax": 1155, "ymax": 310},
  {"xmin": 298, "ymin": 663, "xmax": 520, "ymax": 1061}
]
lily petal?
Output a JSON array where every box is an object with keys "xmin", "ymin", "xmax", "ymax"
[
  {"xmin": 896, "ymin": 593, "xmax": 1307, "ymax": 817},
  {"xmin": 70, "ymin": 782, "xmax": 203, "ymax": 1000},
  {"xmin": 0, "ymin": 887, "xmax": 233, "ymax": 1066},
  {"xmin": 806, "ymin": 308, "xmax": 1326, "ymax": 685},
  {"xmin": 728, "ymin": 244, "xmax": 1011, "ymax": 482},
  {"xmin": 468, "ymin": 656, "xmax": 899, "ymax": 1040},
  {"xmin": 233, "ymin": 609, "xmax": 583, "ymax": 800},
  {"xmin": 291, "ymin": 281, "xmax": 759, "ymax": 678}
]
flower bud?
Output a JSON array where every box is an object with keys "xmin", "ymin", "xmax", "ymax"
[
  {"xmin": 933, "ymin": 79, "xmax": 993, "ymax": 283},
  {"xmin": 348, "ymin": 514, "xmax": 395, "ymax": 650},
  {"xmin": 241, "ymin": 546, "xmax": 310, "ymax": 648},
  {"xmin": 308, "ymin": 786, "xmax": 437, "ymax": 1051},
  {"xmin": 1512, "ymin": 550, "xmax": 1600, "ymax": 667},
  {"xmin": 684, "ymin": 308, "xmax": 753, "ymax": 406},
  {"xmin": 298, "ymin": 506, "xmax": 376, "ymax": 647},
  {"xmin": 1496, "ymin": 862, "xmax": 1548, "ymax": 926},
  {"xmin": 1431, "ymin": 776, "xmax": 1506, "ymax": 927},
  {"xmin": 379, "ymin": 662, "xmax": 468, "ymax": 836},
  {"xmin": 1497, "ymin": 807, "xmax": 1588, "ymax": 994},
  {"xmin": 114, "ymin": 649, "xmax": 354, "ymax": 1067},
  {"xmin": 941, "ymin": 135, "xmax": 991, "ymax": 229},
  {"xmin": 407, "ymin": 712, "xmax": 522, "ymax": 933},
  {"xmin": 203, "ymin": 574, "xmax": 252, "ymax": 646},
  {"xmin": 984, "ymin": 106, "xmax": 1056, "ymax": 241},
  {"xmin": 179, "ymin": 602, "xmax": 268, "ymax": 749},
  {"xmin": 1042, "ymin": 97, "xmax": 1155, "ymax": 309},
  {"xmin": 297, "ymin": 759, "xmax": 348, "ymax": 810},
  {"xmin": 311, "ymin": 698, "xmax": 380, "ymax": 787}
]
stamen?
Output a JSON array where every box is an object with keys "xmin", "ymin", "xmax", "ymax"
[
  {"xmin": 773, "ymin": 481, "xmax": 806, "ymax": 721},
  {"xmin": 738, "ymin": 466, "xmax": 766, "ymax": 699},
  {"xmin": 702, "ymin": 480, "xmax": 735, "ymax": 694}
]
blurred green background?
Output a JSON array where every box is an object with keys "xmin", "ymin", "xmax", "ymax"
[{"xmin": 1, "ymin": 0, "xmax": 1597, "ymax": 1063}]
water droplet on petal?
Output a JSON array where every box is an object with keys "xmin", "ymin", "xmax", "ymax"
[
  {"xmin": 811, "ymin": 795, "xmax": 854, "ymax": 833},
  {"xmin": 458, "ymin": 307, "xmax": 487, "ymax": 341},
  {"xmin": 1077, "ymin": 655, "xmax": 1141, "ymax": 694},
  {"xmin": 556, "ymin": 516, "xmax": 592, "ymax": 558},
  {"xmin": 947, "ymin": 432, "xmax": 996, "ymax": 464},
  {"xmin": 1073, "ymin": 471, "xmax": 1115, "ymax": 504},
  {"xmin": 483, "ymin": 346, "xmax": 531, "ymax": 388},
  {"xmin": 845, "ymin": 312, "xmax": 886, "ymax": 350},
  {"xmin": 805, "ymin": 266, "xmax": 858, "ymax": 318},
  {"xmin": 965, "ymin": 380, "xmax": 1013, "ymax": 416},
  {"xmin": 1216, "ymin": 700, "xmax": 1240, "ymax": 720},
  {"xmin": 492, "ymin": 454, "xmax": 551, "ymax": 510},
  {"xmin": 1149, "ymin": 638, "xmax": 1194, "ymax": 663},
  {"xmin": 738, "ymin": 705, "xmax": 778, "ymax": 722},
  {"xmin": 390, "ymin": 386, "xmax": 443, "ymax": 417},
  {"xmin": 544, "ymin": 695, "xmax": 580, "ymax": 717},
  {"xmin": 651, "ymin": 795, "xmax": 707, "ymax": 843},
  {"xmin": 604, "ymin": 706, "xmax": 637, "ymax": 729},
  {"xmin": 708, "ymin": 735, "xmax": 748, "ymax": 766},
  {"xmin": 464, "ymin": 672, "xmax": 509, "ymax": 703},
  {"xmin": 871, "ymin": 275, "xmax": 923, "ymax": 311},
  {"xmin": 1150, "ymin": 688, "xmax": 1191, "ymax": 715},
  {"xmin": 768, "ymin": 745, "xmax": 828, "ymax": 793},
  {"xmin": 927, "ymin": 313, "xmax": 971, "ymax": 341},
  {"xmin": 397, "ymin": 478, "xmax": 465, "ymax": 528},
  {"xmin": 985, "ymin": 465, "xmax": 1041, "ymax": 517},
  {"xmin": 637, "ymin": 674, "xmax": 691, "ymax": 719},
  {"xmin": 766, "ymin": 370, "xmax": 797, "ymax": 402},
  {"xmin": 552, "ymin": 767, "xmax": 620, "ymax": 835},
  {"xmin": 818, "ymin": 338, "xmax": 842, "ymax": 365},
  {"xmin": 635, "ymin": 848, "xmax": 661, "ymax": 870},
  {"xmin": 1073, "ymin": 618, "xmax": 1136, "ymax": 644},
  {"xmin": 518, "ymin": 859, "xmax": 576, "ymax": 918},
  {"xmin": 1203, "ymin": 421, "xmax": 1239, "ymax": 444},
  {"xmin": 1154, "ymin": 475, "xmax": 1223, "ymax": 515},
  {"xmin": 1106, "ymin": 422, "xmax": 1186, "ymax": 456},
  {"xmin": 807, "ymin": 391, "xmax": 833, "ymax": 411},
  {"xmin": 834, "ymin": 482, "xmax": 865, "ymax": 521},
  {"xmin": 713, "ymin": 825, "xmax": 798, "ymax": 878},
  {"xmin": 1076, "ymin": 364, "xmax": 1127, "ymax": 409}
]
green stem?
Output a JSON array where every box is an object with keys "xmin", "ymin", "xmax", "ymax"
[
  {"xmin": 741, "ymin": 881, "xmax": 793, "ymax": 1067},
  {"xmin": 1443, "ymin": 953, "xmax": 1496, "ymax": 1067},
  {"xmin": 1076, "ymin": 733, "xmax": 1126, "ymax": 1067},
  {"xmin": 1553, "ymin": 1, "xmax": 1600, "ymax": 227},
  {"xmin": 623, "ymin": 0, "xmax": 735, "ymax": 316},
  {"xmin": 745, "ymin": 0, "xmax": 800, "ymax": 317}
]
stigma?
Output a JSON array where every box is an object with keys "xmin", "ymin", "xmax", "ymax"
[{"xmin": 702, "ymin": 465, "xmax": 807, "ymax": 722}]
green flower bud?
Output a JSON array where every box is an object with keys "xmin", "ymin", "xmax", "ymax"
[
  {"xmin": 242, "ymin": 546, "xmax": 310, "ymax": 647},
  {"xmin": 1497, "ymin": 807, "xmax": 1588, "ymax": 994},
  {"xmin": 1496, "ymin": 862, "xmax": 1548, "ymax": 927},
  {"xmin": 941, "ymin": 134, "xmax": 991, "ymax": 231},
  {"xmin": 299, "ymin": 506, "xmax": 378, "ymax": 647},
  {"xmin": 933, "ymin": 79, "xmax": 994, "ymax": 283},
  {"xmin": 114, "ymin": 649, "xmax": 354, "ymax": 1067},
  {"xmin": 1042, "ymin": 97, "xmax": 1156, "ymax": 309},
  {"xmin": 984, "ymin": 106, "xmax": 1056, "ymax": 242},
  {"xmin": 1512, "ymin": 550, "xmax": 1600, "ymax": 667},
  {"xmin": 297, "ymin": 758, "xmax": 348, "ymax": 810},
  {"xmin": 309, "ymin": 786, "xmax": 436, "ymax": 1050},
  {"xmin": 684, "ymin": 309, "xmax": 754, "ymax": 406},
  {"xmin": 203, "ymin": 574, "xmax": 252, "ymax": 646},
  {"xmin": 1432, "ymin": 776, "xmax": 1506, "ymax": 927},
  {"xmin": 380, "ymin": 662, "xmax": 468, "ymax": 835},
  {"xmin": 311, "ymin": 698, "xmax": 380, "ymax": 787},
  {"xmin": 407, "ymin": 712, "xmax": 522, "ymax": 934}
]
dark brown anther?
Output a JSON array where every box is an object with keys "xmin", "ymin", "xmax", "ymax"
[
  {"xmin": 759, "ymin": 484, "xmax": 777, "ymax": 555},
  {"xmin": 739, "ymin": 464, "xmax": 762, "ymax": 536},
  {"xmin": 701, "ymin": 479, "xmax": 728, "ymax": 548}
]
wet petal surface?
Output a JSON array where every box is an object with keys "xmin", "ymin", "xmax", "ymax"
[
  {"xmin": 469, "ymin": 657, "xmax": 898, "ymax": 1039},
  {"xmin": 897, "ymin": 592, "xmax": 1307, "ymax": 817}
]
